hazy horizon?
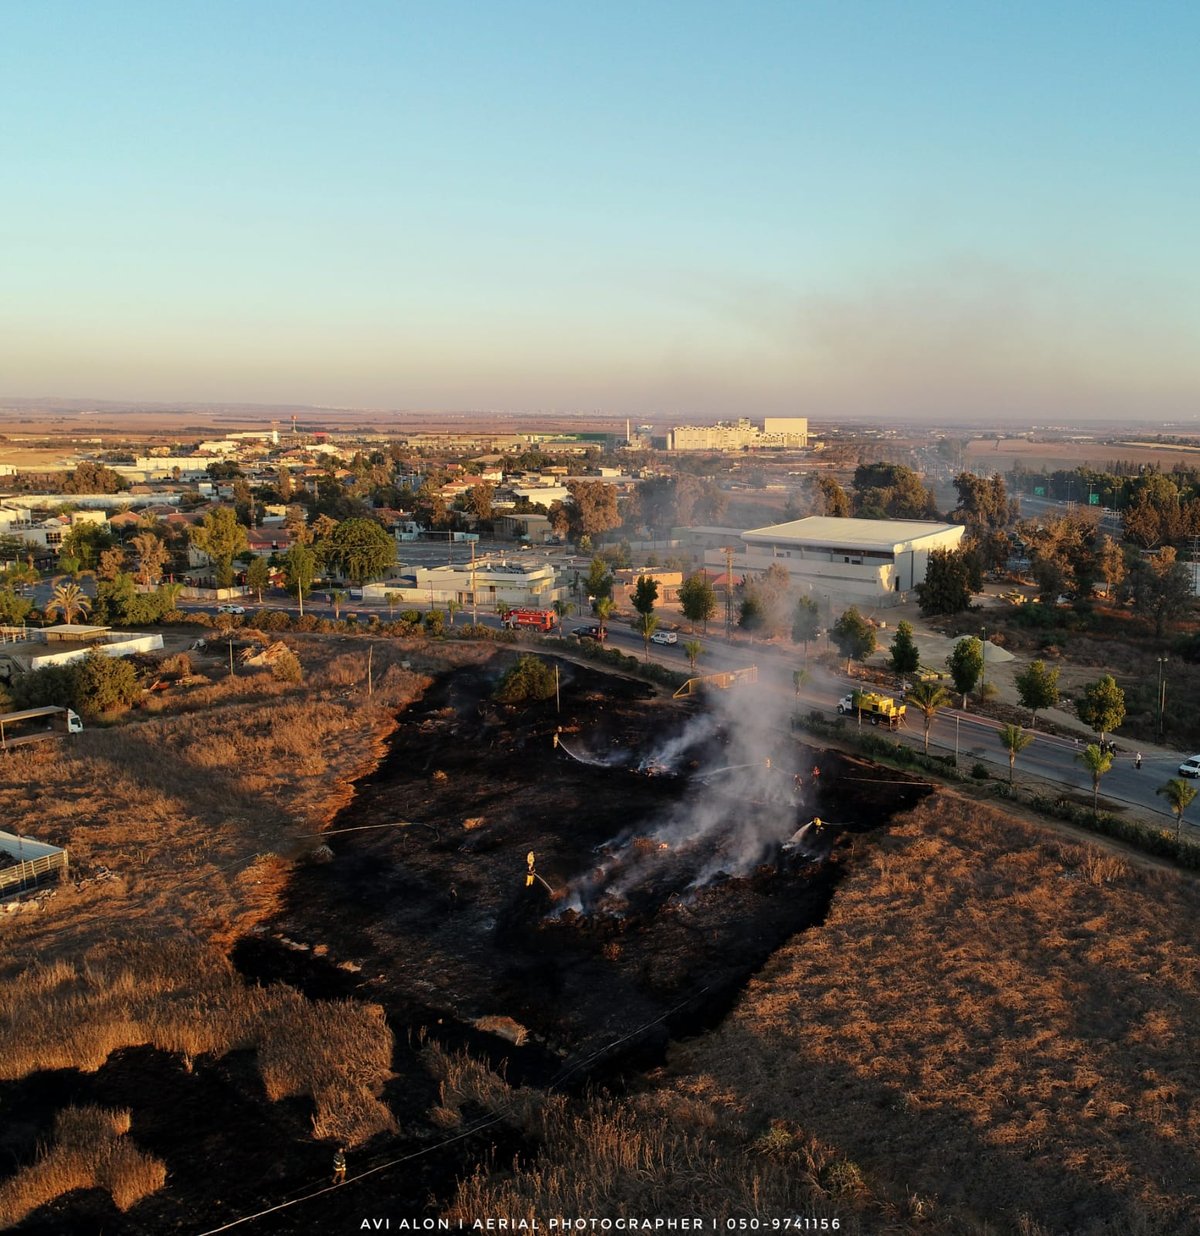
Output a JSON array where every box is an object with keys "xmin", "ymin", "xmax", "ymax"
[{"xmin": 5, "ymin": 2, "xmax": 1199, "ymax": 422}]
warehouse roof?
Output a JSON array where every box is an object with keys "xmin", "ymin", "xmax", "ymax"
[{"xmin": 742, "ymin": 516, "xmax": 963, "ymax": 552}]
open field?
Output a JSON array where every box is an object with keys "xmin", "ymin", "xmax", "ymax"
[
  {"xmin": 3, "ymin": 636, "xmax": 1199, "ymax": 1233},
  {"xmin": 445, "ymin": 790, "xmax": 1200, "ymax": 1233},
  {"xmin": 965, "ymin": 437, "xmax": 1200, "ymax": 475}
]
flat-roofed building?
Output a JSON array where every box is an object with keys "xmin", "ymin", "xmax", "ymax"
[
  {"xmin": 704, "ymin": 516, "xmax": 965, "ymax": 607},
  {"xmin": 360, "ymin": 557, "xmax": 565, "ymax": 610},
  {"xmin": 0, "ymin": 624, "xmax": 164, "ymax": 680},
  {"xmin": 666, "ymin": 417, "xmax": 808, "ymax": 451}
]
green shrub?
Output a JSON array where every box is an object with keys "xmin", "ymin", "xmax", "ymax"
[
  {"xmin": 270, "ymin": 648, "xmax": 303, "ymax": 683},
  {"xmin": 494, "ymin": 655, "xmax": 556, "ymax": 703},
  {"xmin": 14, "ymin": 649, "xmax": 144, "ymax": 716},
  {"xmin": 400, "ymin": 610, "xmax": 422, "ymax": 625},
  {"xmin": 74, "ymin": 649, "xmax": 141, "ymax": 715},
  {"xmin": 1026, "ymin": 792, "xmax": 1200, "ymax": 871},
  {"xmin": 971, "ymin": 762, "xmax": 990, "ymax": 780},
  {"xmin": 251, "ymin": 609, "xmax": 293, "ymax": 631},
  {"xmin": 424, "ymin": 611, "xmax": 447, "ymax": 637},
  {"xmin": 10, "ymin": 664, "xmax": 76, "ymax": 710}
]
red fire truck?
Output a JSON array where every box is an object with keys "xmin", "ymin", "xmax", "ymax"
[{"xmin": 501, "ymin": 608, "xmax": 558, "ymax": 631}]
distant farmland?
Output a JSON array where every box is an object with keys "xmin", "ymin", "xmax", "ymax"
[{"xmin": 966, "ymin": 437, "xmax": 1200, "ymax": 474}]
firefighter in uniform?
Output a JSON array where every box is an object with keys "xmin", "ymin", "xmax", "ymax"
[{"xmin": 332, "ymin": 1146, "xmax": 347, "ymax": 1185}]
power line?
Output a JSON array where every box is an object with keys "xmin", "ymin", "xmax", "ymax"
[{"xmin": 192, "ymin": 981, "xmax": 714, "ymax": 1235}]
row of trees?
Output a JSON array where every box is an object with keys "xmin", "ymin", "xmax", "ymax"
[{"xmin": 190, "ymin": 509, "xmax": 397, "ymax": 590}]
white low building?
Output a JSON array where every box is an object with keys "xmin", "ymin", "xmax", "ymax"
[
  {"xmin": 0, "ymin": 625, "xmax": 164, "ymax": 679},
  {"xmin": 706, "ymin": 516, "xmax": 965, "ymax": 608},
  {"xmin": 360, "ymin": 558, "xmax": 565, "ymax": 610}
]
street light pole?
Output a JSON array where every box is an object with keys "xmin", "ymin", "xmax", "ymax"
[
  {"xmin": 1157, "ymin": 657, "xmax": 1168, "ymax": 742},
  {"xmin": 980, "ymin": 627, "xmax": 987, "ymax": 691}
]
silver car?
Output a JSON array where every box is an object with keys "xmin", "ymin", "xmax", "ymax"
[{"xmin": 1178, "ymin": 756, "xmax": 1200, "ymax": 778}]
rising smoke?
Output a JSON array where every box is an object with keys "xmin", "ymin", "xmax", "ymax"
[{"xmin": 556, "ymin": 679, "xmax": 824, "ymax": 916}]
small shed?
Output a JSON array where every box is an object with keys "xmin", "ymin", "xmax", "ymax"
[{"xmin": 0, "ymin": 830, "xmax": 68, "ymax": 897}]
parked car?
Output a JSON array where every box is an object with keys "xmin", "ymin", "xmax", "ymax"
[
  {"xmin": 1178, "ymin": 755, "xmax": 1200, "ymax": 778},
  {"xmin": 650, "ymin": 630, "xmax": 678, "ymax": 645},
  {"xmin": 571, "ymin": 625, "xmax": 605, "ymax": 641},
  {"xmin": 216, "ymin": 604, "xmax": 246, "ymax": 615}
]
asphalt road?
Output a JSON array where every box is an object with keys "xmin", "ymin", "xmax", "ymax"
[
  {"xmin": 34, "ymin": 578, "xmax": 1196, "ymax": 834},
  {"xmin": 595, "ymin": 624, "xmax": 1199, "ymax": 835}
]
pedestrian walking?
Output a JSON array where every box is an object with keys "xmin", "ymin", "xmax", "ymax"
[
  {"xmin": 1135, "ymin": 752, "xmax": 1143, "ymax": 770},
  {"xmin": 332, "ymin": 1146, "xmax": 346, "ymax": 1186}
]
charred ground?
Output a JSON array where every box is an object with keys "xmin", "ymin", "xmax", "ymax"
[
  {"xmin": 258, "ymin": 655, "xmax": 929, "ymax": 1081},
  {"xmin": 4, "ymin": 651, "xmax": 930, "ymax": 1234}
]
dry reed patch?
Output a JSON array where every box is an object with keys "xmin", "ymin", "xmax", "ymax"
[
  {"xmin": 0, "ymin": 941, "xmax": 396, "ymax": 1148},
  {"xmin": 0, "ymin": 641, "xmax": 438, "ymax": 962},
  {"xmin": 660, "ymin": 791, "xmax": 1200, "ymax": 1232},
  {"xmin": 0, "ymin": 1105, "xmax": 166, "ymax": 1228},
  {"xmin": 437, "ymin": 1046, "xmax": 865, "ymax": 1227},
  {"xmin": 257, "ymin": 987, "xmax": 398, "ymax": 1145}
]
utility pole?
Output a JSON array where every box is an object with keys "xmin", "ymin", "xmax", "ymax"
[
  {"xmin": 470, "ymin": 541, "xmax": 478, "ymax": 625},
  {"xmin": 1157, "ymin": 656, "xmax": 1168, "ymax": 742},
  {"xmin": 723, "ymin": 546, "xmax": 735, "ymax": 638},
  {"xmin": 367, "ymin": 643, "xmax": 373, "ymax": 698}
]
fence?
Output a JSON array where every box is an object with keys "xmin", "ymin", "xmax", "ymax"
[{"xmin": 0, "ymin": 832, "xmax": 68, "ymax": 897}]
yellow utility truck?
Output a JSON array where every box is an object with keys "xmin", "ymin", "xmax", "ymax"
[{"xmin": 837, "ymin": 690, "xmax": 906, "ymax": 729}]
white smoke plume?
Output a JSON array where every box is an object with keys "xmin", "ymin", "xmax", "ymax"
[{"xmin": 558, "ymin": 678, "xmax": 820, "ymax": 916}]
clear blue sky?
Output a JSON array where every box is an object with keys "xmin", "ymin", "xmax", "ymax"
[{"xmin": 3, "ymin": 1, "xmax": 1198, "ymax": 422}]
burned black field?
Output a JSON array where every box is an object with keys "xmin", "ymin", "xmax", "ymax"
[
  {"xmin": 5, "ymin": 654, "xmax": 930, "ymax": 1235},
  {"xmin": 260, "ymin": 655, "xmax": 929, "ymax": 1079}
]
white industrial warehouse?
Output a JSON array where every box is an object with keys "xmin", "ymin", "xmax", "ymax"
[{"xmin": 708, "ymin": 516, "xmax": 966, "ymax": 607}]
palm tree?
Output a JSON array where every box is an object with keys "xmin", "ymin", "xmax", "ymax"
[
  {"xmin": 638, "ymin": 611, "xmax": 659, "ymax": 659},
  {"xmin": 331, "ymin": 589, "xmax": 347, "ymax": 619},
  {"xmin": 998, "ymin": 723, "xmax": 1034, "ymax": 787},
  {"xmin": 907, "ymin": 681, "xmax": 952, "ymax": 755},
  {"xmin": 44, "ymin": 581, "xmax": 91, "ymax": 625},
  {"xmin": 2, "ymin": 561, "xmax": 38, "ymax": 590},
  {"xmin": 683, "ymin": 640, "xmax": 702, "ymax": 673},
  {"xmin": 1157, "ymin": 777, "xmax": 1198, "ymax": 838},
  {"xmin": 446, "ymin": 599, "xmax": 461, "ymax": 627},
  {"xmin": 384, "ymin": 591, "xmax": 401, "ymax": 619},
  {"xmin": 594, "ymin": 596, "xmax": 614, "ymax": 637},
  {"xmin": 552, "ymin": 599, "xmax": 570, "ymax": 632},
  {"xmin": 159, "ymin": 582, "xmax": 184, "ymax": 614},
  {"xmin": 1077, "ymin": 743, "xmax": 1114, "ymax": 819}
]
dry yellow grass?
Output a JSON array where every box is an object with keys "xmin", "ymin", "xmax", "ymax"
[
  {"xmin": 0, "ymin": 637, "xmax": 477, "ymax": 1218},
  {"xmin": 439, "ymin": 790, "xmax": 1200, "ymax": 1234},
  {"xmin": 0, "ymin": 941, "xmax": 397, "ymax": 1145},
  {"xmin": 0, "ymin": 638, "xmax": 430, "ymax": 960},
  {"xmin": 0, "ymin": 1105, "xmax": 166, "ymax": 1228}
]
